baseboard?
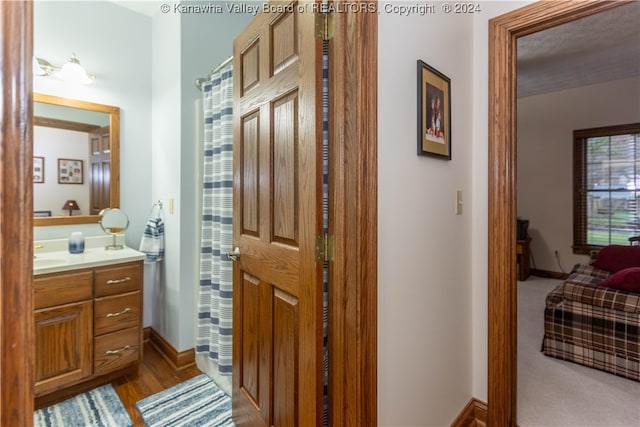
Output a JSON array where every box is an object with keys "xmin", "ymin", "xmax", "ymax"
[
  {"xmin": 450, "ymin": 398, "xmax": 487, "ymax": 427},
  {"xmin": 146, "ymin": 327, "xmax": 196, "ymax": 371},
  {"xmin": 531, "ymin": 268, "xmax": 569, "ymax": 280}
]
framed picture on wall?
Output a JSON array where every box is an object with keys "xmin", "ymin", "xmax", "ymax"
[
  {"xmin": 58, "ymin": 158, "xmax": 84, "ymax": 184},
  {"xmin": 417, "ymin": 60, "xmax": 451, "ymax": 159},
  {"xmin": 33, "ymin": 156, "xmax": 45, "ymax": 183}
]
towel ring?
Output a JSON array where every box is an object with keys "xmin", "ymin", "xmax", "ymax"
[{"xmin": 149, "ymin": 200, "xmax": 163, "ymax": 217}]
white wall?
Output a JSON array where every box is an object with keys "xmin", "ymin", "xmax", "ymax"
[
  {"xmin": 33, "ymin": 1, "xmax": 152, "ymax": 248},
  {"xmin": 149, "ymin": 3, "xmax": 252, "ymax": 351},
  {"xmin": 378, "ymin": 6, "xmax": 474, "ymax": 425},
  {"xmin": 517, "ymin": 76, "xmax": 640, "ymax": 273},
  {"xmin": 150, "ymin": 6, "xmax": 183, "ymax": 342}
]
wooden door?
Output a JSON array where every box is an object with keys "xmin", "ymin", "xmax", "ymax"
[
  {"xmin": 89, "ymin": 126, "xmax": 111, "ymax": 214},
  {"xmin": 232, "ymin": 4, "xmax": 323, "ymax": 426}
]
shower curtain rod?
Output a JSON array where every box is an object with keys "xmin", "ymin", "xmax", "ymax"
[{"xmin": 194, "ymin": 56, "xmax": 233, "ymax": 89}]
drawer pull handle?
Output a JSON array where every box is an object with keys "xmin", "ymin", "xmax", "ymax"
[
  {"xmin": 106, "ymin": 307, "xmax": 132, "ymax": 318},
  {"xmin": 106, "ymin": 276, "xmax": 132, "ymax": 285},
  {"xmin": 106, "ymin": 345, "xmax": 131, "ymax": 355}
]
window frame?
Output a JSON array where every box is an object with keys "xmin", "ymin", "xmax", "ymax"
[{"xmin": 573, "ymin": 122, "xmax": 640, "ymax": 254}]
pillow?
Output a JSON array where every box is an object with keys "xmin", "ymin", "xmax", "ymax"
[
  {"xmin": 598, "ymin": 267, "xmax": 640, "ymax": 292},
  {"xmin": 592, "ymin": 245, "xmax": 640, "ymax": 273}
]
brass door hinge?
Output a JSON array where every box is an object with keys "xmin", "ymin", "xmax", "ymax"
[
  {"xmin": 315, "ymin": 10, "xmax": 334, "ymax": 41},
  {"xmin": 316, "ymin": 234, "xmax": 334, "ymax": 262}
]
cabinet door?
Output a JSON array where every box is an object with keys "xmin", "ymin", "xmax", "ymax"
[{"xmin": 34, "ymin": 300, "xmax": 93, "ymax": 396}]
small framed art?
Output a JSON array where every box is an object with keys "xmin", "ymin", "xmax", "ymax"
[
  {"xmin": 33, "ymin": 156, "xmax": 45, "ymax": 183},
  {"xmin": 417, "ymin": 60, "xmax": 451, "ymax": 159},
  {"xmin": 58, "ymin": 158, "xmax": 84, "ymax": 184}
]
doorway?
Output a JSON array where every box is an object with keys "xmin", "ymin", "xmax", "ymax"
[
  {"xmin": 0, "ymin": 4, "xmax": 378, "ymax": 426},
  {"xmin": 487, "ymin": 1, "xmax": 630, "ymax": 425}
]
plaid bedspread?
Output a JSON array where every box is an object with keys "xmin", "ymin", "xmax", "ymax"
[{"xmin": 542, "ymin": 264, "xmax": 640, "ymax": 381}]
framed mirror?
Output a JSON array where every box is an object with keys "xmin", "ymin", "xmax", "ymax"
[{"xmin": 33, "ymin": 93, "xmax": 120, "ymax": 226}]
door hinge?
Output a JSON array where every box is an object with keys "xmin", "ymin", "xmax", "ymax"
[
  {"xmin": 316, "ymin": 234, "xmax": 334, "ymax": 262},
  {"xmin": 315, "ymin": 10, "xmax": 334, "ymax": 41}
]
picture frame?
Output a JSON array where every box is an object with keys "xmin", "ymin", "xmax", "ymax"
[
  {"xmin": 58, "ymin": 158, "xmax": 84, "ymax": 184},
  {"xmin": 417, "ymin": 60, "xmax": 451, "ymax": 159},
  {"xmin": 33, "ymin": 156, "xmax": 45, "ymax": 183}
]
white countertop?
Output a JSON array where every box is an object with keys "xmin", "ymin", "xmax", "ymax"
[{"xmin": 34, "ymin": 235, "xmax": 146, "ymax": 275}]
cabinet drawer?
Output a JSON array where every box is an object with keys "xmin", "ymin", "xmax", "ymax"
[
  {"xmin": 94, "ymin": 326, "xmax": 140, "ymax": 375},
  {"xmin": 34, "ymin": 270, "xmax": 93, "ymax": 309},
  {"xmin": 94, "ymin": 291, "xmax": 141, "ymax": 336},
  {"xmin": 95, "ymin": 262, "xmax": 141, "ymax": 297}
]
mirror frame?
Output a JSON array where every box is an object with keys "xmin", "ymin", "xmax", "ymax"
[{"xmin": 33, "ymin": 93, "xmax": 120, "ymax": 226}]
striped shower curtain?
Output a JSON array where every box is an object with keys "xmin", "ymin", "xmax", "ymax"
[{"xmin": 196, "ymin": 62, "xmax": 234, "ymax": 376}]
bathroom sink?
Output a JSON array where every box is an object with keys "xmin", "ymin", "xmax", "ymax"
[{"xmin": 33, "ymin": 257, "xmax": 66, "ymax": 269}]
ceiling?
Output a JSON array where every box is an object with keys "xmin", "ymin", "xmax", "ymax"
[{"xmin": 517, "ymin": 2, "xmax": 640, "ymax": 98}]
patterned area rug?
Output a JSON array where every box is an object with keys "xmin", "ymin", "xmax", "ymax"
[
  {"xmin": 136, "ymin": 374, "xmax": 234, "ymax": 427},
  {"xmin": 34, "ymin": 384, "xmax": 132, "ymax": 427}
]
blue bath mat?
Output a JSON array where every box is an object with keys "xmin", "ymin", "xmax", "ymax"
[
  {"xmin": 136, "ymin": 374, "xmax": 233, "ymax": 427},
  {"xmin": 34, "ymin": 383, "xmax": 132, "ymax": 427}
]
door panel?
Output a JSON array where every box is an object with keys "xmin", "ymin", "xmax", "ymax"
[
  {"xmin": 239, "ymin": 273, "xmax": 260, "ymax": 406},
  {"xmin": 233, "ymin": 3, "xmax": 321, "ymax": 426},
  {"xmin": 89, "ymin": 127, "xmax": 111, "ymax": 215},
  {"xmin": 273, "ymin": 289, "xmax": 298, "ymax": 427},
  {"xmin": 241, "ymin": 112, "xmax": 260, "ymax": 236},
  {"xmin": 272, "ymin": 91, "xmax": 299, "ymax": 245}
]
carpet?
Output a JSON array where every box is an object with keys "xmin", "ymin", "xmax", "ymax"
[
  {"xmin": 136, "ymin": 374, "xmax": 234, "ymax": 427},
  {"xmin": 517, "ymin": 277, "xmax": 640, "ymax": 426},
  {"xmin": 34, "ymin": 384, "xmax": 132, "ymax": 427}
]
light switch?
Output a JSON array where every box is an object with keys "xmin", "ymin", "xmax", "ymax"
[{"xmin": 455, "ymin": 189, "xmax": 463, "ymax": 215}]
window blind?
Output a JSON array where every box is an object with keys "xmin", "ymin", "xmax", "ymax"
[{"xmin": 574, "ymin": 123, "xmax": 640, "ymax": 253}]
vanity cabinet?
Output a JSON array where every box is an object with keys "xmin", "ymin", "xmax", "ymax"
[{"xmin": 34, "ymin": 261, "xmax": 142, "ymax": 398}]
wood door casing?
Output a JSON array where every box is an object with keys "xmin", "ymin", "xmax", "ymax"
[
  {"xmin": 232, "ymin": 5, "xmax": 322, "ymax": 427},
  {"xmin": 487, "ymin": 1, "xmax": 629, "ymax": 425},
  {"xmin": 0, "ymin": 2, "xmax": 34, "ymax": 425}
]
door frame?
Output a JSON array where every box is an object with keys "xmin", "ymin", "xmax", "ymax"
[
  {"xmin": 487, "ymin": 1, "xmax": 629, "ymax": 425},
  {"xmin": 329, "ymin": 10, "xmax": 378, "ymax": 426},
  {"xmin": 0, "ymin": 1, "xmax": 35, "ymax": 426},
  {"xmin": 0, "ymin": 4, "xmax": 378, "ymax": 426}
]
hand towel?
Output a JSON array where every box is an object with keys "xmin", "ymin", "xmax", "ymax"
[{"xmin": 139, "ymin": 217, "xmax": 164, "ymax": 263}]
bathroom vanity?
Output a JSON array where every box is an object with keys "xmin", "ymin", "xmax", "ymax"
[{"xmin": 33, "ymin": 236, "xmax": 145, "ymax": 407}]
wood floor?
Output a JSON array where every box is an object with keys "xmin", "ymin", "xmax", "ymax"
[{"xmin": 111, "ymin": 341, "xmax": 202, "ymax": 426}]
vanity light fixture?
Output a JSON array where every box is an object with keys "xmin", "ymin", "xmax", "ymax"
[{"xmin": 33, "ymin": 53, "xmax": 96, "ymax": 84}]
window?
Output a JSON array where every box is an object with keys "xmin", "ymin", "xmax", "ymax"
[{"xmin": 574, "ymin": 123, "xmax": 640, "ymax": 254}]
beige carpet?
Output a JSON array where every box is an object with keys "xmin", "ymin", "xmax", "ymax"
[{"xmin": 517, "ymin": 276, "xmax": 640, "ymax": 427}]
